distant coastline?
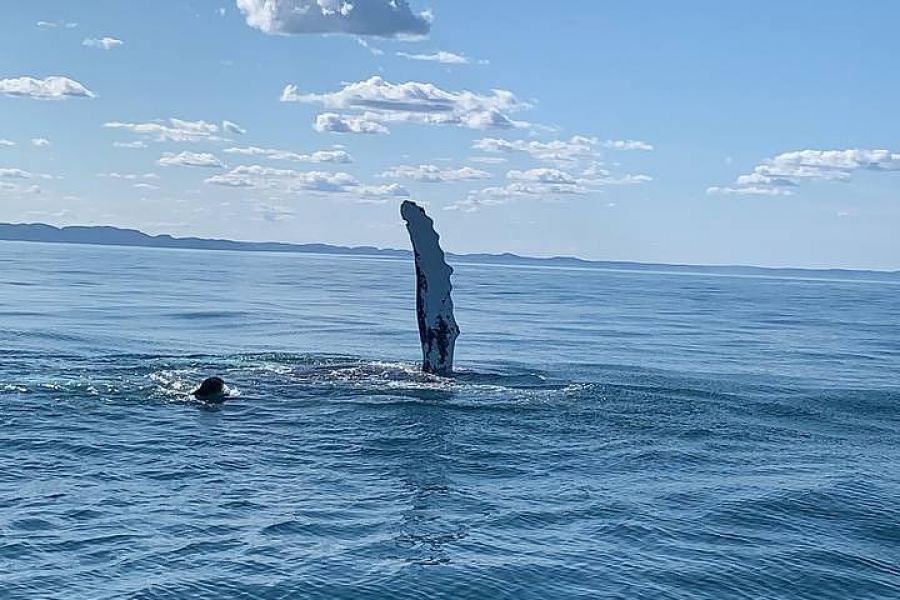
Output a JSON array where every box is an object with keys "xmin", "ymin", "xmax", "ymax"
[{"xmin": 1, "ymin": 222, "xmax": 896, "ymax": 280}]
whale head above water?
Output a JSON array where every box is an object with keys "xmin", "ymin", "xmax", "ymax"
[{"xmin": 192, "ymin": 377, "xmax": 229, "ymax": 403}]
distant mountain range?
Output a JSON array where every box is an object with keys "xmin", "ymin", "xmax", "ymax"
[{"xmin": 1, "ymin": 222, "xmax": 896, "ymax": 280}]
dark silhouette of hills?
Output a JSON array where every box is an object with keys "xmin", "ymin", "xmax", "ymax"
[
  {"xmin": 0, "ymin": 223, "xmax": 408, "ymax": 258},
  {"xmin": 0, "ymin": 222, "xmax": 896, "ymax": 280}
]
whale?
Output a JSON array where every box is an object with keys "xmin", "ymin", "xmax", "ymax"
[
  {"xmin": 400, "ymin": 201, "xmax": 460, "ymax": 376},
  {"xmin": 192, "ymin": 376, "xmax": 229, "ymax": 403}
]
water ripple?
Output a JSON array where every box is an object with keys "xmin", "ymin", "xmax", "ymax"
[{"xmin": 2, "ymin": 246, "xmax": 899, "ymax": 599}]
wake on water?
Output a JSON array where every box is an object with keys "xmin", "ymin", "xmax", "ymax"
[{"xmin": 1, "ymin": 352, "xmax": 577, "ymax": 409}]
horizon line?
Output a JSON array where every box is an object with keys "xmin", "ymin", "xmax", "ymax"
[{"xmin": 1, "ymin": 221, "xmax": 898, "ymax": 276}]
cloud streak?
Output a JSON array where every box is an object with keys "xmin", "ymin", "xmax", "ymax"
[
  {"xmin": 158, "ymin": 152, "xmax": 225, "ymax": 168},
  {"xmin": 381, "ymin": 164, "xmax": 491, "ymax": 183},
  {"xmin": 83, "ymin": 37, "xmax": 124, "ymax": 50},
  {"xmin": 113, "ymin": 141, "xmax": 147, "ymax": 149},
  {"xmin": 224, "ymin": 145, "xmax": 353, "ymax": 163},
  {"xmin": 0, "ymin": 76, "xmax": 95, "ymax": 100},
  {"xmin": 104, "ymin": 119, "xmax": 240, "ymax": 143},
  {"xmin": 37, "ymin": 20, "xmax": 78, "ymax": 30},
  {"xmin": 396, "ymin": 51, "xmax": 486, "ymax": 65},
  {"xmin": 0, "ymin": 168, "xmax": 34, "ymax": 179},
  {"xmin": 98, "ymin": 172, "xmax": 160, "ymax": 180},
  {"xmin": 222, "ymin": 120, "xmax": 246, "ymax": 135},
  {"xmin": 601, "ymin": 139, "xmax": 654, "ymax": 151},
  {"xmin": 0, "ymin": 181, "xmax": 41, "ymax": 196},
  {"xmin": 451, "ymin": 166, "xmax": 651, "ymax": 212},
  {"xmin": 474, "ymin": 135, "xmax": 653, "ymax": 163},
  {"xmin": 206, "ymin": 164, "xmax": 410, "ymax": 200}
]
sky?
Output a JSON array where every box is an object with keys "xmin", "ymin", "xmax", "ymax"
[{"xmin": 1, "ymin": 1, "xmax": 898, "ymax": 270}]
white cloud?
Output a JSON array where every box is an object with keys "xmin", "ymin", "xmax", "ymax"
[
  {"xmin": 601, "ymin": 139, "xmax": 654, "ymax": 151},
  {"xmin": 205, "ymin": 164, "xmax": 410, "ymax": 200},
  {"xmin": 474, "ymin": 136, "xmax": 599, "ymax": 163},
  {"xmin": 508, "ymin": 168, "xmax": 581, "ymax": 186},
  {"xmin": 0, "ymin": 76, "xmax": 95, "ymax": 100},
  {"xmin": 222, "ymin": 120, "xmax": 246, "ymax": 135},
  {"xmin": 444, "ymin": 196, "xmax": 506, "ymax": 213},
  {"xmin": 598, "ymin": 173, "xmax": 653, "ymax": 185},
  {"xmin": 451, "ymin": 165, "xmax": 652, "ymax": 212},
  {"xmin": 158, "ymin": 151, "xmax": 225, "ymax": 168},
  {"xmin": 133, "ymin": 183, "xmax": 160, "ymax": 190},
  {"xmin": 285, "ymin": 76, "xmax": 528, "ymax": 133},
  {"xmin": 98, "ymin": 172, "xmax": 159, "ymax": 180},
  {"xmin": 709, "ymin": 149, "xmax": 900, "ymax": 196},
  {"xmin": 236, "ymin": 0, "xmax": 431, "ymax": 38},
  {"xmin": 224, "ymin": 145, "xmax": 353, "ymax": 163},
  {"xmin": 447, "ymin": 182, "xmax": 582, "ymax": 212},
  {"xmin": 761, "ymin": 149, "xmax": 900, "ymax": 178},
  {"xmin": 113, "ymin": 141, "xmax": 148, "ymax": 149},
  {"xmin": 581, "ymin": 163, "xmax": 652, "ymax": 186},
  {"xmin": 357, "ymin": 183, "xmax": 411, "ymax": 200},
  {"xmin": 313, "ymin": 112, "xmax": 389, "ymax": 134},
  {"xmin": 0, "ymin": 181, "xmax": 41, "ymax": 195},
  {"xmin": 256, "ymin": 203, "xmax": 296, "ymax": 222},
  {"xmin": 31, "ymin": 138, "xmax": 51, "ymax": 147},
  {"xmin": 0, "ymin": 139, "xmax": 15, "ymax": 147},
  {"xmin": 0, "ymin": 168, "xmax": 33, "ymax": 179},
  {"xmin": 707, "ymin": 185, "xmax": 794, "ymax": 197},
  {"xmin": 37, "ymin": 20, "xmax": 78, "ymax": 29},
  {"xmin": 299, "ymin": 149, "xmax": 352, "ymax": 162},
  {"xmin": 83, "ymin": 37, "xmax": 124, "ymax": 50},
  {"xmin": 396, "ymin": 51, "xmax": 486, "ymax": 65},
  {"xmin": 207, "ymin": 165, "xmax": 355, "ymax": 191},
  {"xmin": 104, "ymin": 119, "xmax": 239, "ymax": 143},
  {"xmin": 356, "ymin": 37, "xmax": 384, "ymax": 55},
  {"xmin": 474, "ymin": 135, "xmax": 653, "ymax": 163},
  {"xmin": 0, "ymin": 168, "xmax": 56, "ymax": 182},
  {"xmin": 469, "ymin": 156, "xmax": 507, "ymax": 165},
  {"xmin": 380, "ymin": 164, "xmax": 491, "ymax": 183}
]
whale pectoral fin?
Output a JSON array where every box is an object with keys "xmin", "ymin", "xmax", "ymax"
[{"xmin": 401, "ymin": 201, "xmax": 459, "ymax": 376}]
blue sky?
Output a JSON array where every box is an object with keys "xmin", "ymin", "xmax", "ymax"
[{"xmin": 1, "ymin": 1, "xmax": 898, "ymax": 269}]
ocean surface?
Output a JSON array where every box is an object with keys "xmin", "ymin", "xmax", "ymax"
[{"xmin": 1, "ymin": 240, "xmax": 898, "ymax": 600}]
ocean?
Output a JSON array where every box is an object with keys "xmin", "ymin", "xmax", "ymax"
[{"xmin": 1, "ymin": 240, "xmax": 898, "ymax": 599}]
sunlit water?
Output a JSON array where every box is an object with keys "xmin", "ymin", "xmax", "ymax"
[{"xmin": 1, "ymin": 241, "xmax": 898, "ymax": 599}]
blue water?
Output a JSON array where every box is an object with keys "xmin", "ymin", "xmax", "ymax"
[{"xmin": 1, "ymin": 241, "xmax": 898, "ymax": 599}]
